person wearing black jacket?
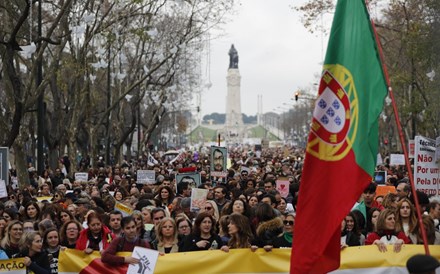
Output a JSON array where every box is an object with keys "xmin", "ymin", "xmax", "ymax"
[{"xmin": 14, "ymin": 231, "xmax": 50, "ymax": 274}]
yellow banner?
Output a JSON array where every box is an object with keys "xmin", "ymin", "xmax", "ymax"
[
  {"xmin": 59, "ymin": 245, "xmax": 440, "ymax": 274},
  {"xmin": 0, "ymin": 258, "xmax": 26, "ymax": 274}
]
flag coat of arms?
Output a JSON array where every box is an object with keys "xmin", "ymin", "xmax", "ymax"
[{"xmin": 290, "ymin": 0, "xmax": 388, "ymax": 273}]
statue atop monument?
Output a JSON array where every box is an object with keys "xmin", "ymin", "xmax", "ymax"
[{"xmin": 228, "ymin": 44, "xmax": 239, "ymax": 69}]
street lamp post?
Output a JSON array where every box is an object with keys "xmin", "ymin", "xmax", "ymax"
[{"xmin": 37, "ymin": 0, "xmax": 44, "ymax": 173}]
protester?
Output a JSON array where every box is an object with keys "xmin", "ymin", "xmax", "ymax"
[
  {"xmin": 341, "ymin": 211, "xmax": 364, "ymax": 247},
  {"xmin": 406, "ymin": 254, "xmax": 439, "ymax": 274},
  {"xmin": 60, "ymin": 220, "xmax": 82, "ymax": 248},
  {"xmin": 43, "ymin": 228, "xmax": 62, "ymax": 274},
  {"xmin": 75, "ymin": 212, "xmax": 114, "ymax": 253},
  {"xmin": 15, "ymin": 231, "xmax": 50, "ymax": 274},
  {"xmin": 179, "ymin": 212, "xmax": 224, "ymax": 252},
  {"xmin": 221, "ymin": 213, "xmax": 254, "ymax": 252},
  {"xmin": 273, "ymin": 213, "xmax": 294, "ymax": 248},
  {"xmin": 395, "ymin": 198, "xmax": 417, "ymax": 239},
  {"xmin": 101, "ymin": 216, "xmax": 150, "ymax": 266},
  {"xmin": 365, "ymin": 209, "xmax": 411, "ymax": 252},
  {"xmin": 152, "ymin": 217, "xmax": 179, "ymax": 253},
  {"xmin": 1, "ymin": 220, "xmax": 23, "ymax": 258}
]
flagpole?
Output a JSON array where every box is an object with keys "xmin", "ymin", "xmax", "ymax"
[{"xmin": 365, "ymin": 0, "xmax": 430, "ymax": 254}]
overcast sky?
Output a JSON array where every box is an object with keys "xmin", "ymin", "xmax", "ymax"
[{"xmin": 199, "ymin": 0, "xmax": 330, "ymax": 116}]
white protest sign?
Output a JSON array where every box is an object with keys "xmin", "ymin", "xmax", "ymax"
[
  {"xmin": 414, "ymin": 136, "xmax": 439, "ymax": 196},
  {"xmin": 127, "ymin": 247, "xmax": 159, "ymax": 274},
  {"xmin": 75, "ymin": 172, "xmax": 88, "ymax": 182},
  {"xmin": 436, "ymin": 136, "xmax": 440, "ymax": 163},
  {"xmin": 190, "ymin": 188, "xmax": 208, "ymax": 212},
  {"xmin": 137, "ymin": 170, "xmax": 155, "ymax": 184},
  {"xmin": 408, "ymin": 139, "xmax": 415, "ymax": 158},
  {"xmin": 0, "ymin": 180, "xmax": 7, "ymax": 198},
  {"xmin": 390, "ymin": 154, "xmax": 405, "ymax": 166},
  {"xmin": 276, "ymin": 180, "xmax": 290, "ymax": 198}
]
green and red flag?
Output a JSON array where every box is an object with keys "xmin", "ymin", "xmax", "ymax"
[{"xmin": 290, "ymin": 0, "xmax": 388, "ymax": 273}]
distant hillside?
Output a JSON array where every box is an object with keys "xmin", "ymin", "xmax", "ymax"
[{"xmin": 202, "ymin": 113, "xmax": 257, "ymax": 124}]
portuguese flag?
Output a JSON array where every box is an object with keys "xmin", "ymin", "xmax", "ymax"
[{"xmin": 290, "ymin": 0, "xmax": 387, "ymax": 273}]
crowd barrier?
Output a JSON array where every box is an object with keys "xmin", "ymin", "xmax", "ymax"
[{"xmin": 56, "ymin": 245, "xmax": 440, "ymax": 273}]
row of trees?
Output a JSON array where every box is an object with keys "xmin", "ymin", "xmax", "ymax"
[
  {"xmin": 0, "ymin": 0, "xmax": 234, "ymax": 185},
  {"xmin": 295, "ymin": 0, "xmax": 439, "ymax": 152}
]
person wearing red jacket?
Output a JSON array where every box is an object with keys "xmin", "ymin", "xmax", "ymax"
[
  {"xmin": 75, "ymin": 212, "xmax": 115, "ymax": 254},
  {"xmin": 102, "ymin": 216, "xmax": 151, "ymax": 266},
  {"xmin": 365, "ymin": 208, "xmax": 411, "ymax": 252}
]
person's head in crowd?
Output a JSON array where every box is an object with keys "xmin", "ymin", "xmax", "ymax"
[
  {"xmin": 227, "ymin": 213, "xmax": 253, "ymax": 249},
  {"xmin": 428, "ymin": 201, "xmax": 440, "ymax": 220},
  {"xmin": 151, "ymin": 208, "xmax": 166, "ymax": 226},
  {"xmin": 201, "ymin": 200, "xmax": 220, "ymax": 221},
  {"xmin": 227, "ymin": 199, "xmax": 251, "ymax": 218},
  {"xmin": 263, "ymin": 179, "xmax": 275, "ymax": 193},
  {"xmin": 38, "ymin": 219, "xmax": 55, "ymax": 235},
  {"xmin": 396, "ymin": 182, "xmax": 410, "ymax": 200},
  {"xmin": 375, "ymin": 195, "xmax": 384, "ymax": 205},
  {"xmin": 87, "ymin": 211, "xmax": 105, "ymax": 236},
  {"xmin": 169, "ymin": 197, "xmax": 183, "ymax": 217},
  {"xmin": 43, "ymin": 227, "xmax": 60, "ymax": 250},
  {"xmin": 3, "ymin": 208, "xmax": 19, "ymax": 224},
  {"xmin": 375, "ymin": 208, "xmax": 398, "ymax": 234},
  {"xmin": 108, "ymin": 210, "xmax": 123, "ymax": 235},
  {"xmin": 177, "ymin": 181, "xmax": 191, "ymax": 198},
  {"xmin": 162, "ymin": 177, "xmax": 172, "ymax": 188},
  {"xmin": 52, "ymin": 191, "xmax": 64, "ymax": 203},
  {"xmin": 282, "ymin": 213, "xmax": 295, "ymax": 233},
  {"xmin": 395, "ymin": 198, "xmax": 417, "ymax": 234},
  {"xmin": 67, "ymin": 204, "xmax": 78, "ymax": 217},
  {"xmin": 157, "ymin": 186, "xmax": 174, "ymax": 205},
  {"xmin": 276, "ymin": 197, "xmax": 289, "ymax": 214},
  {"xmin": 260, "ymin": 194, "xmax": 277, "ymax": 208},
  {"xmin": 245, "ymin": 179, "xmax": 256, "ymax": 190},
  {"xmin": 199, "ymin": 183, "xmax": 214, "ymax": 200},
  {"xmin": 366, "ymin": 207, "xmax": 381, "ymax": 233},
  {"xmin": 24, "ymin": 201, "xmax": 40, "ymax": 221},
  {"xmin": 406, "ymin": 254, "xmax": 439, "ymax": 274},
  {"xmin": 0, "ymin": 217, "xmax": 6, "ymax": 238},
  {"xmin": 218, "ymin": 215, "xmax": 230, "ymax": 239},
  {"xmin": 155, "ymin": 217, "xmax": 178, "ymax": 249},
  {"xmin": 362, "ymin": 182, "xmax": 377, "ymax": 207},
  {"xmin": 40, "ymin": 183, "xmax": 51, "ymax": 196},
  {"xmin": 60, "ymin": 220, "xmax": 82, "ymax": 247},
  {"xmin": 254, "ymin": 202, "xmax": 276, "ymax": 223},
  {"xmin": 75, "ymin": 198, "xmax": 91, "ymax": 218},
  {"xmin": 120, "ymin": 216, "xmax": 137, "ymax": 242},
  {"xmin": 113, "ymin": 190, "xmax": 125, "ymax": 201},
  {"xmin": 247, "ymin": 194, "xmax": 259, "ymax": 208},
  {"xmin": 193, "ymin": 212, "xmax": 217, "ymax": 237},
  {"xmin": 23, "ymin": 220, "xmax": 35, "ymax": 233},
  {"xmin": 56, "ymin": 183, "xmax": 68, "ymax": 194},
  {"xmin": 176, "ymin": 217, "xmax": 192, "ymax": 236},
  {"xmin": 382, "ymin": 193, "xmax": 399, "ymax": 210},
  {"xmin": 19, "ymin": 231, "xmax": 43, "ymax": 256},
  {"xmin": 214, "ymin": 185, "xmax": 228, "ymax": 202},
  {"xmin": 180, "ymin": 197, "xmax": 192, "ymax": 216},
  {"xmin": 1, "ymin": 220, "xmax": 23, "ymax": 250},
  {"xmin": 141, "ymin": 206, "xmax": 154, "ymax": 224},
  {"xmin": 386, "ymin": 176, "xmax": 398, "ymax": 187}
]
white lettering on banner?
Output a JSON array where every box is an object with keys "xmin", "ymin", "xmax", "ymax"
[{"xmin": 414, "ymin": 136, "xmax": 438, "ymax": 195}]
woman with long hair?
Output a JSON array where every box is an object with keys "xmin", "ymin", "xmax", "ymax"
[
  {"xmin": 395, "ymin": 198, "xmax": 417, "ymax": 239},
  {"xmin": 0, "ymin": 220, "xmax": 23, "ymax": 258},
  {"xmin": 58, "ymin": 209, "xmax": 75, "ymax": 225},
  {"xmin": 365, "ymin": 208, "xmax": 411, "ymax": 252},
  {"xmin": 226, "ymin": 199, "xmax": 251, "ymax": 219},
  {"xmin": 273, "ymin": 213, "xmax": 295, "ymax": 248},
  {"xmin": 221, "ymin": 213, "xmax": 254, "ymax": 252},
  {"xmin": 200, "ymin": 200, "xmax": 220, "ymax": 222},
  {"xmin": 24, "ymin": 202, "xmax": 41, "ymax": 222},
  {"xmin": 75, "ymin": 212, "xmax": 114, "ymax": 254},
  {"xmin": 155, "ymin": 186, "xmax": 175, "ymax": 208},
  {"xmin": 43, "ymin": 228, "xmax": 62, "ymax": 274},
  {"xmin": 341, "ymin": 211, "xmax": 364, "ymax": 247},
  {"xmin": 153, "ymin": 217, "xmax": 179, "ymax": 254},
  {"xmin": 366, "ymin": 207, "xmax": 381, "ymax": 234},
  {"xmin": 15, "ymin": 231, "xmax": 50, "ymax": 274},
  {"xmin": 60, "ymin": 220, "xmax": 82, "ymax": 248},
  {"xmin": 179, "ymin": 212, "xmax": 224, "ymax": 252}
]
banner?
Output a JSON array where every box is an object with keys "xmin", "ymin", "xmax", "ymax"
[
  {"xmin": 114, "ymin": 201, "xmax": 134, "ymax": 217},
  {"xmin": 58, "ymin": 246, "xmax": 440, "ymax": 274},
  {"xmin": 137, "ymin": 170, "xmax": 155, "ymax": 185},
  {"xmin": 75, "ymin": 172, "xmax": 89, "ymax": 183},
  {"xmin": 0, "ymin": 258, "xmax": 26, "ymax": 274},
  {"xmin": 414, "ymin": 136, "xmax": 439, "ymax": 195},
  {"xmin": 389, "ymin": 154, "xmax": 405, "ymax": 166}
]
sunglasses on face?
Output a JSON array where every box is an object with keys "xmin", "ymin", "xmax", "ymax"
[{"xmin": 283, "ymin": 220, "xmax": 294, "ymax": 226}]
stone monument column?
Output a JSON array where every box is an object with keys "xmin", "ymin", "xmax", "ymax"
[{"xmin": 225, "ymin": 44, "xmax": 244, "ymax": 139}]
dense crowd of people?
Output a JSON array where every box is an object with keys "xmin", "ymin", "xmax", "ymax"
[{"xmin": 0, "ymin": 145, "xmax": 436, "ymax": 273}]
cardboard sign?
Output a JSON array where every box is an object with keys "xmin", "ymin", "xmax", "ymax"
[
  {"xmin": 74, "ymin": 172, "xmax": 88, "ymax": 182},
  {"xmin": 414, "ymin": 136, "xmax": 439, "ymax": 195},
  {"xmin": 389, "ymin": 154, "xmax": 405, "ymax": 166},
  {"xmin": 0, "ymin": 180, "xmax": 7, "ymax": 199},
  {"xmin": 190, "ymin": 188, "xmax": 208, "ymax": 212},
  {"xmin": 176, "ymin": 173, "xmax": 201, "ymax": 189},
  {"xmin": 127, "ymin": 247, "xmax": 159, "ymax": 274},
  {"xmin": 408, "ymin": 139, "xmax": 415, "ymax": 158},
  {"xmin": 276, "ymin": 180, "xmax": 289, "ymax": 198},
  {"xmin": 137, "ymin": 170, "xmax": 155, "ymax": 184}
]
